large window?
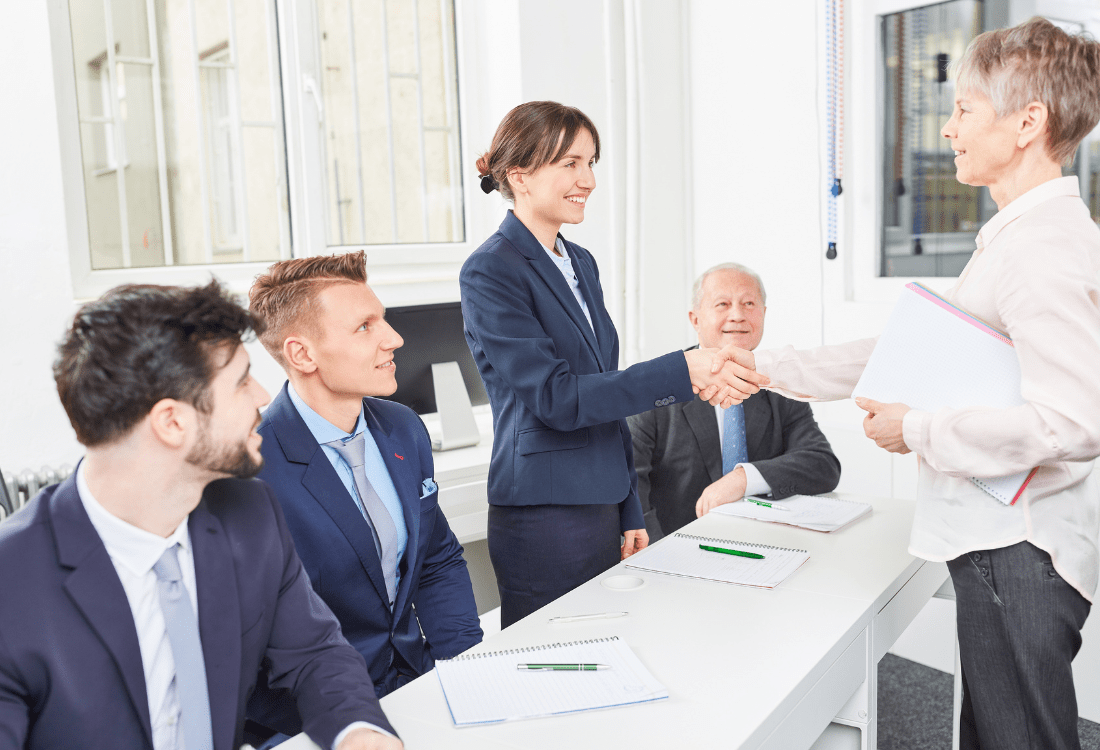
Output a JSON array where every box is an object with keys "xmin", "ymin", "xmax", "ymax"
[
  {"xmin": 878, "ymin": 0, "xmax": 1100, "ymax": 278},
  {"xmin": 316, "ymin": 0, "xmax": 463, "ymax": 246},
  {"xmin": 69, "ymin": 0, "xmax": 290, "ymax": 270},
  {"xmin": 63, "ymin": 0, "xmax": 467, "ymax": 296},
  {"xmin": 880, "ymin": 0, "xmax": 991, "ymax": 278}
]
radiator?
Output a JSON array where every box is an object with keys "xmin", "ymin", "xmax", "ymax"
[{"xmin": 0, "ymin": 464, "xmax": 75, "ymax": 520}]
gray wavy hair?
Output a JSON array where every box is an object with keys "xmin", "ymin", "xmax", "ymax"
[{"xmin": 691, "ymin": 263, "xmax": 767, "ymax": 310}]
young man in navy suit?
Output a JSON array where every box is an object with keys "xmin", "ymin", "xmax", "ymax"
[
  {"xmin": 248, "ymin": 251, "xmax": 482, "ymax": 702},
  {"xmin": 0, "ymin": 282, "xmax": 399, "ymax": 750}
]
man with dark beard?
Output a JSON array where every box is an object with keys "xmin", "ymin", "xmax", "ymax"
[{"xmin": 0, "ymin": 282, "xmax": 401, "ymax": 750}]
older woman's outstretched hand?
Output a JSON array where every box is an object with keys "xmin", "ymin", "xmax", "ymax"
[{"xmin": 855, "ymin": 397, "xmax": 911, "ymax": 454}]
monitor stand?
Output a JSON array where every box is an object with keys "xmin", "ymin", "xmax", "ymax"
[{"xmin": 430, "ymin": 361, "xmax": 481, "ymax": 451}]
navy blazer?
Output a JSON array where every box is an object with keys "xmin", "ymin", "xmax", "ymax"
[
  {"xmin": 460, "ymin": 211, "xmax": 696, "ymax": 531},
  {"xmin": 0, "ymin": 473, "xmax": 392, "ymax": 750},
  {"xmin": 255, "ymin": 384, "xmax": 482, "ymax": 695}
]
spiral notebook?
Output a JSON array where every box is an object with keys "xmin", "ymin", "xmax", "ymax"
[
  {"xmin": 713, "ymin": 494, "xmax": 872, "ymax": 533},
  {"xmin": 624, "ymin": 532, "xmax": 810, "ymax": 588},
  {"xmin": 851, "ymin": 282, "xmax": 1037, "ymax": 505},
  {"xmin": 434, "ymin": 636, "xmax": 668, "ymax": 726}
]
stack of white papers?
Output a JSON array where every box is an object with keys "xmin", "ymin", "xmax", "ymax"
[{"xmin": 712, "ymin": 494, "xmax": 872, "ymax": 532}]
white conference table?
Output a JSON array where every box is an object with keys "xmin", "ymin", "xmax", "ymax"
[{"xmin": 282, "ymin": 493, "xmax": 948, "ymax": 750}]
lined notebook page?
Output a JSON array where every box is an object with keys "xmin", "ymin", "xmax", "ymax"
[
  {"xmin": 625, "ymin": 533, "xmax": 809, "ymax": 588},
  {"xmin": 713, "ymin": 495, "xmax": 872, "ymax": 532},
  {"xmin": 435, "ymin": 636, "xmax": 668, "ymax": 726},
  {"xmin": 851, "ymin": 283, "xmax": 1033, "ymax": 505}
]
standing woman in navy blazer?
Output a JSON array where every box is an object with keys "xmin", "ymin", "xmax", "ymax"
[{"xmin": 460, "ymin": 101, "xmax": 765, "ymax": 627}]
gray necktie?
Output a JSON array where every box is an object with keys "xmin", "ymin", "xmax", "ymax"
[
  {"xmin": 327, "ymin": 434, "xmax": 399, "ymax": 604},
  {"xmin": 152, "ymin": 544, "xmax": 213, "ymax": 750}
]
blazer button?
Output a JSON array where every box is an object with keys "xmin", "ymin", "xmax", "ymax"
[
  {"xmin": 668, "ymin": 396, "xmax": 676, "ymax": 403},
  {"xmin": 654, "ymin": 400, "xmax": 662, "ymax": 407}
]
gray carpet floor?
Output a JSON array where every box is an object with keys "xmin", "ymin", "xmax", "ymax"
[{"xmin": 878, "ymin": 654, "xmax": 1100, "ymax": 749}]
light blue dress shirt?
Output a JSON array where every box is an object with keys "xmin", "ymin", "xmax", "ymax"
[
  {"xmin": 543, "ymin": 237, "xmax": 594, "ymax": 332},
  {"xmin": 287, "ymin": 384, "xmax": 409, "ymax": 586}
]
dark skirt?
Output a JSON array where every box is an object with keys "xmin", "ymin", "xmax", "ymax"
[{"xmin": 488, "ymin": 503, "xmax": 621, "ymax": 628}]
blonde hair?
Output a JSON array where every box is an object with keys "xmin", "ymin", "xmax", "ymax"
[
  {"xmin": 249, "ymin": 251, "xmax": 368, "ymax": 368},
  {"xmin": 951, "ymin": 16, "xmax": 1100, "ymax": 165}
]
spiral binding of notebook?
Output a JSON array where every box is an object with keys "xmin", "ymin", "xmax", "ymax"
[
  {"xmin": 674, "ymin": 532, "xmax": 806, "ymax": 554},
  {"xmin": 450, "ymin": 636, "xmax": 620, "ymax": 661},
  {"xmin": 625, "ymin": 531, "xmax": 810, "ymax": 588},
  {"xmin": 434, "ymin": 635, "xmax": 668, "ymax": 725}
]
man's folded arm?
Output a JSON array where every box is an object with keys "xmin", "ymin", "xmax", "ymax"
[
  {"xmin": 413, "ymin": 505, "xmax": 484, "ymax": 660},
  {"xmin": 750, "ymin": 401, "xmax": 841, "ymax": 500}
]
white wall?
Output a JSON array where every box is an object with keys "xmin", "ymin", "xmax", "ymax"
[{"xmin": 0, "ymin": 1, "xmax": 85, "ymax": 474}]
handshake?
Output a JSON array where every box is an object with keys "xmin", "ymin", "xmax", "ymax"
[{"xmin": 685, "ymin": 345, "xmax": 769, "ymax": 409}]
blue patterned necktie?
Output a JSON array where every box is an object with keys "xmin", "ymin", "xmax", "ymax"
[
  {"xmin": 152, "ymin": 544, "xmax": 214, "ymax": 750},
  {"xmin": 722, "ymin": 403, "xmax": 749, "ymax": 475},
  {"xmin": 326, "ymin": 434, "xmax": 399, "ymax": 605}
]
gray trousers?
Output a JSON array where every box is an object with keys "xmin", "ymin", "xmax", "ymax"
[{"xmin": 948, "ymin": 541, "xmax": 1091, "ymax": 750}]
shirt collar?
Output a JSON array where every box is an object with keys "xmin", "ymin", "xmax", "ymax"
[
  {"xmin": 76, "ymin": 462, "xmax": 191, "ymax": 579},
  {"xmin": 977, "ymin": 176, "xmax": 1080, "ymax": 249},
  {"xmin": 287, "ymin": 381, "xmax": 367, "ymax": 445},
  {"xmin": 542, "ymin": 237, "xmax": 571, "ymax": 267}
]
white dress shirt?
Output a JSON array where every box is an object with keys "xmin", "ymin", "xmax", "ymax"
[
  {"xmin": 713, "ymin": 403, "xmax": 772, "ymax": 496},
  {"xmin": 77, "ymin": 463, "xmax": 195, "ymax": 750},
  {"xmin": 543, "ymin": 237, "xmax": 595, "ymax": 332},
  {"xmin": 755, "ymin": 177, "xmax": 1100, "ymax": 601}
]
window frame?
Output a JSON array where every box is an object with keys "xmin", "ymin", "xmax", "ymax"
[
  {"xmin": 837, "ymin": 0, "xmax": 970, "ymax": 306},
  {"xmin": 49, "ymin": 0, "xmax": 492, "ymax": 301}
]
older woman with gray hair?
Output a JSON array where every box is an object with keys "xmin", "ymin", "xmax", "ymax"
[{"xmin": 727, "ymin": 17, "xmax": 1100, "ymax": 750}]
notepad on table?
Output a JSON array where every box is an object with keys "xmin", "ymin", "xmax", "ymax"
[
  {"xmin": 434, "ymin": 635, "xmax": 668, "ymax": 726},
  {"xmin": 624, "ymin": 532, "xmax": 809, "ymax": 588},
  {"xmin": 851, "ymin": 282, "xmax": 1037, "ymax": 505},
  {"xmin": 713, "ymin": 494, "xmax": 872, "ymax": 532}
]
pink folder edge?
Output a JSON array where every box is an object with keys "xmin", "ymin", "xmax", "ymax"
[{"xmin": 904, "ymin": 282, "xmax": 1037, "ymax": 506}]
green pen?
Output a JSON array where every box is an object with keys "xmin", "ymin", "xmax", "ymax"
[
  {"xmin": 699, "ymin": 544, "xmax": 765, "ymax": 559},
  {"xmin": 745, "ymin": 496, "xmax": 791, "ymax": 512},
  {"xmin": 517, "ymin": 664, "xmax": 611, "ymax": 671}
]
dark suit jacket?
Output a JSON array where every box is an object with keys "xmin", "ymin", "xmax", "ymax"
[
  {"xmin": 255, "ymin": 384, "xmax": 482, "ymax": 697},
  {"xmin": 0, "ymin": 472, "xmax": 392, "ymax": 750},
  {"xmin": 460, "ymin": 210, "xmax": 695, "ymax": 531},
  {"xmin": 627, "ymin": 388, "xmax": 842, "ymax": 539}
]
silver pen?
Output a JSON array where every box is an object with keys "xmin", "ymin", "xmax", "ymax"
[{"xmin": 548, "ymin": 611, "xmax": 629, "ymax": 624}]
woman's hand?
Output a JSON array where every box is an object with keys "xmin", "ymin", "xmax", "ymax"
[
  {"xmin": 621, "ymin": 528, "xmax": 649, "ymax": 560},
  {"xmin": 855, "ymin": 397, "xmax": 911, "ymax": 454}
]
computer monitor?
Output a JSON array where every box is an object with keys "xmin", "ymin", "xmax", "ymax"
[{"xmin": 385, "ymin": 301, "xmax": 489, "ymax": 416}]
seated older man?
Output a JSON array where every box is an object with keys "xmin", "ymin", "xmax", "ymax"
[{"xmin": 628, "ymin": 263, "xmax": 841, "ymax": 540}]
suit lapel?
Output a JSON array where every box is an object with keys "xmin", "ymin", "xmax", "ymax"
[
  {"xmin": 190, "ymin": 501, "xmax": 240, "ymax": 750},
  {"xmin": 742, "ymin": 391, "xmax": 772, "ymax": 462},
  {"xmin": 268, "ymin": 386, "xmax": 391, "ymax": 607},
  {"xmin": 52, "ymin": 474, "xmax": 153, "ymax": 747},
  {"xmin": 683, "ymin": 397, "xmax": 723, "ymax": 483},
  {"xmin": 365, "ymin": 402, "xmax": 420, "ymax": 619},
  {"xmin": 566, "ymin": 240, "xmax": 613, "ymax": 370},
  {"xmin": 499, "ymin": 212, "xmax": 604, "ymax": 370},
  {"xmin": 301, "ymin": 448, "xmax": 392, "ymax": 607}
]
